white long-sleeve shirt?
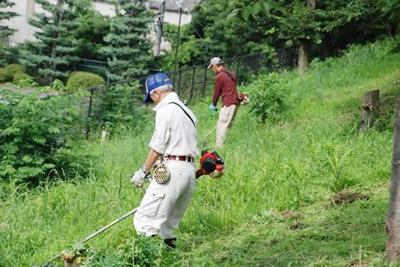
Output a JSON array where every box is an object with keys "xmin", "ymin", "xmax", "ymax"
[{"xmin": 149, "ymin": 92, "xmax": 199, "ymax": 158}]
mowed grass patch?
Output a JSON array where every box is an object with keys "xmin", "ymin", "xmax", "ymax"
[{"xmin": 178, "ymin": 185, "xmax": 389, "ymax": 267}]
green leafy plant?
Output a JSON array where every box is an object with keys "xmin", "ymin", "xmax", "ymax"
[
  {"xmin": 4, "ymin": 63, "xmax": 25, "ymax": 77},
  {"xmin": 12, "ymin": 72, "xmax": 32, "ymax": 82},
  {"xmin": 0, "ymin": 89, "xmax": 85, "ymax": 185},
  {"xmin": 325, "ymin": 147, "xmax": 353, "ymax": 193},
  {"xmin": 115, "ymin": 236, "xmax": 176, "ymax": 266},
  {"xmin": 52, "ymin": 79, "xmax": 68, "ymax": 91},
  {"xmin": 13, "ymin": 78, "xmax": 38, "ymax": 89},
  {"xmin": 12, "ymin": 72, "xmax": 37, "ymax": 88},
  {"xmin": 93, "ymin": 83, "xmax": 152, "ymax": 134},
  {"xmin": 244, "ymin": 72, "xmax": 291, "ymax": 123}
]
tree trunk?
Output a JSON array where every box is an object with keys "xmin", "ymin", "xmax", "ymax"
[
  {"xmin": 307, "ymin": 0, "xmax": 316, "ymax": 8},
  {"xmin": 360, "ymin": 90, "xmax": 380, "ymax": 130},
  {"xmin": 298, "ymin": 40, "xmax": 309, "ymax": 75},
  {"xmin": 386, "ymin": 94, "xmax": 400, "ymax": 261},
  {"xmin": 50, "ymin": 0, "xmax": 62, "ymax": 83},
  {"xmin": 297, "ymin": 0, "xmax": 316, "ymax": 75}
]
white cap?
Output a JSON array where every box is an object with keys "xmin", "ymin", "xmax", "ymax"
[{"xmin": 207, "ymin": 57, "xmax": 223, "ymax": 69}]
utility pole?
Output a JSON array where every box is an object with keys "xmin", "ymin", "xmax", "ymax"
[
  {"xmin": 174, "ymin": 0, "xmax": 183, "ymax": 72},
  {"xmin": 154, "ymin": 0, "xmax": 166, "ymax": 56}
]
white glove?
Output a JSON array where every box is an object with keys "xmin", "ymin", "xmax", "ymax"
[{"xmin": 130, "ymin": 166, "xmax": 149, "ymax": 188}]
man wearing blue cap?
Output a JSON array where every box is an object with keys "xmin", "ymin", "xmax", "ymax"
[{"xmin": 130, "ymin": 72, "xmax": 198, "ymax": 249}]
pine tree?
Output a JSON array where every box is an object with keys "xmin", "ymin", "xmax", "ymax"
[
  {"xmin": 0, "ymin": 0, "xmax": 17, "ymax": 66},
  {"xmin": 0, "ymin": 0, "xmax": 17, "ymax": 40},
  {"xmin": 20, "ymin": 0, "xmax": 80, "ymax": 83},
  {"xmin": 101, "ymin": 0, "xmax": 153, "ymax": 82}
]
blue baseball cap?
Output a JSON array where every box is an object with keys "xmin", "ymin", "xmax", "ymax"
[{"xmin": 144, "ymin": 72, "xmax": 173, "ymax": 103}]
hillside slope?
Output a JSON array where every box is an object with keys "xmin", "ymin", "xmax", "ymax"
[{"xmin": 1, "ymin": 39, "xmax": 400, "ymax": 267}]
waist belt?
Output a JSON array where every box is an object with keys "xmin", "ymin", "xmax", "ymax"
[{"xmin": 166, "ymin": 155, "xmax": 194, "ymax": 163}]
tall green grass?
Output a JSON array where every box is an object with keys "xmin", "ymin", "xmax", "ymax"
[{"xmin": 1, "ymin": 39, "xmax": 400, "ymax": 266}]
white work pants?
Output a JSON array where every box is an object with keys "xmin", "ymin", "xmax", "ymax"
[
  {"xmin": 216, "ymin": 105, "xmax": 237, "ymax": 147},
  {"xmin": 134, "ymin": 160, "xmax": 196, "ymax": 239}
]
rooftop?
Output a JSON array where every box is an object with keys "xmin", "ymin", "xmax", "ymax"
[{"xmin": 149, "ymin": 0, "xmax": 200, "ymax": 12}]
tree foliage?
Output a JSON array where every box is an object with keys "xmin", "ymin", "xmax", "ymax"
[
  {"xmin": 0, "ymin": 0, "xmax": 17, "ymax": 39},
  {"xmin": 19, "ymin": 0, "xmax": 83, "ymax": 83},
  {"xmin": 74, "ymin": 7, "xmax": 110, "ymax": 60},
  {"xmin": 162, "ymin": 0, "xmax": 398, "ymax": 70},
  {"xmin": 0, "ymin": 0, "xmax": 18, "ymax": 66},
  {"xmin": 377, "ymin": 0, "xmax": 400, "ymax": 36},
  {"xmin": 101, "ymin": 0, "xmax": 153, "ymax": 82}
]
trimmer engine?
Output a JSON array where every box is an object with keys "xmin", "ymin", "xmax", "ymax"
[
  {"xmin": 196, "ymin": 150, "xmax": 224, "ymax": 179},
  {"xmin": 237, "ymin": 93, "xmax": 250, "ymax": 105}
]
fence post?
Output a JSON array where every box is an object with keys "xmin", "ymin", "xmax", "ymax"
[
  {"xmin": 85, "ymin": 87, "xmax": 95, "ymax": 139},
  {"xmin": 177, "ymin": 70, "xmax": 182, "ymax": 95},
  {"xmin": 202, "ymin": 65, "xmax": 207, "ymax": 98},
  {"xmin": 106, "ymin": 74, "xmax": 110, "ymax": 90},
  {"xmin": 236, "ymin": 57, "xmax": 241, "ymax": 85},
  {"xmin": 189, "ymin": 67, "xmax": 196, "ymax": 102}
]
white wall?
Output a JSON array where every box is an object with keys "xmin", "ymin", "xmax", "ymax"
[
  {"xmin": 92, "ymin": 1, "xmax": 116, "ymax": 17},
  {"xmin": 163, "ymin": 10, "xmax": 191, "ymax": 26}
]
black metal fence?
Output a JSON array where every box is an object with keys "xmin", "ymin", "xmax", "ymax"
[
  {"xmin": 92, "ymin": 52, "xmax": 282, "ymax": 106},
  {"xmin": 166, "ymin": 52, "xmax": 279, "ymax": 103},
  {"xmin": 76, "ymin": 52, "xmax": 284, "ymax": 102},
  {"xmin": 78, "ymin": 52, "xmax": 285, "ymax": 136}
]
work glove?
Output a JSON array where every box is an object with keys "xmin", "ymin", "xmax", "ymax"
[
  {"xmin": 130, "ymin": 166, "xmax": 149, "ymax": 188},
  {"xmin": 209, "ymin": 104, "xmax": 217, "ymax": 111}
]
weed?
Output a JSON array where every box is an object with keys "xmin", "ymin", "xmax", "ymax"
[{"xmin": 1, "ymin": 39, "xmax": 400, "ymax": 267}]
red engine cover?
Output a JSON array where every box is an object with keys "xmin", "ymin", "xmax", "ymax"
[{"xmin": 200, "ymin": 150, "xmax": 223, "ymax": 173}]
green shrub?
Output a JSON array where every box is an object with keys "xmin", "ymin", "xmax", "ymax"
[
  {"xmin": 13, "ymin": 72, "xmax": 33, "ymax": 83},
  {"xmin": 0, "ymin": 68, "xmax": 12, "ymax": 82},
  {"xmin": 4, "ymin": 63, "xmax": 26, "ymax": 77},
  {"xmin": 0, "ymin": 89, "xmax": 86, "ymax": 185},
  {"xmin": 244, "ymin": 72, "xmax": 291, "ymax": 123},
  {"xmin": 69, "ymin": 71, "xmax": 79, "ymax": 77},
  {"xmin": 67, "ymin": 71, "xmax": 105, "ymax": 90},
  {"xmin": 12, "ymin": 72, "xmax": 37, "ymax": 88}
]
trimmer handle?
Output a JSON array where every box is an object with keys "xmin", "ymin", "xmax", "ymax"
[{"xmin": 196, "ymin": 169, "xmax": 203, "ymax": 179}]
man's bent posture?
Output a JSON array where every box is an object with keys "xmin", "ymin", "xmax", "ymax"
[{"xmin": 130, "ymin": 72, "xmax": 198, "ymax": 248}]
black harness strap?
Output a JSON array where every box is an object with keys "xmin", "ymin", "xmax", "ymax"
[{"xmin": 169, "ymin": 102, "xmax": 196, "ymax": 128}]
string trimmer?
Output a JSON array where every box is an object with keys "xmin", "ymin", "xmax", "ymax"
[{"xmin": 33, "ymin": 207, "xmax": 139, "ymax": 267}]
